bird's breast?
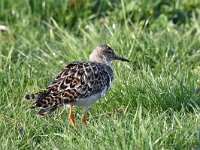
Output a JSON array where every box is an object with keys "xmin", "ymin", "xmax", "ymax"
[{"xmin": 73, "ymin": 85, "xmax": 108, "ymax": 107}]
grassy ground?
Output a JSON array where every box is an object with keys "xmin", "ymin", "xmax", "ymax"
[{"xmin": 0, "ymin": 0, "xmax": 200, "ymax": 149}]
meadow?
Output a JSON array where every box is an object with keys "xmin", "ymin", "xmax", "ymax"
[{"xmin": 0, "ymin": 0, "xmax": 200, "ymax": 149}]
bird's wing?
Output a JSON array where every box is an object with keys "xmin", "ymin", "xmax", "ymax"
[
  {"xmin": 76, "ymin": 62, "xmax": 113, "ymax": 99},
  {"xmin": 30, "ymin": 61, "xmax": 113, "ymax": 115}
]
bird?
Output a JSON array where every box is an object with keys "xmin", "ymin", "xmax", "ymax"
[{"xmin": 25, "ymin": 44, "xmax": 129, "ymax": 127}]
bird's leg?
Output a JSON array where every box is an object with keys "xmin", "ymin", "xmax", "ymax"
[
  {"xmin": 68, "ymin": 104, "xmax": 76, "ymax": 127},
  {"xmin": 82, "ymin": 112, "xmax": 87, "ymax": 126}
]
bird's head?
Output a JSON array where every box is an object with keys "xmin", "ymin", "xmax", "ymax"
[{"xmin": 89, "ymin": 44, "xmax": 130, "ymax": 64}]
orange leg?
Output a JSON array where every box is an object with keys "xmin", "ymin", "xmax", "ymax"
[
  {"xmin": 82, "ymin": 112, "xmax": 87, "ymax": 126},
  {"xmin": 68, "ymin": 104, "xmax": 76, "ymax": 127}
]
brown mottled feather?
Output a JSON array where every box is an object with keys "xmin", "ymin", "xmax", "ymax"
[{"xmin": 26, "ymin": 61, "xmax": 113, "ymax": 115}]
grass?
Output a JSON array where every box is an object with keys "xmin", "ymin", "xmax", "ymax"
[{"xmin": 0, "ymin": 0, "xmax": 200, "ymax": 149}]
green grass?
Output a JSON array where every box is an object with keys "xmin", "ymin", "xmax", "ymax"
[{"xmin": 0, "ymin": 0, "xmax": 200, "ymax": 149}]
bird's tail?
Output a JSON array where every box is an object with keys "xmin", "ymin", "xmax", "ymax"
[
  {"xmin": 25, "ymin": 90, "xmax": 49, "ymax": 101},
  {"xmin": 25, "ymin": 89, "xmax": 60, "ymax": 115}
]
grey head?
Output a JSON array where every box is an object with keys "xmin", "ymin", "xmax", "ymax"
[{"xmin": 89, "ymin": 44, "xmax": 130, "ymax": 64}]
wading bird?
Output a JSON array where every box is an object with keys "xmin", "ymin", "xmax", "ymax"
[{"xmin": 25, "ymin": 44, "xmax": 129, "ymax": 127}]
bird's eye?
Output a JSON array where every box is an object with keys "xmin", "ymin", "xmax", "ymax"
[{"xmin": 107, "ymin": 50, "xmax": 112, "ymax": 54}]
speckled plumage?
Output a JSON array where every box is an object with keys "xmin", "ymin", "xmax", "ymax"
[{"xmin": 25, "ymin": 44, "xmax": 129, "ymax": 126}]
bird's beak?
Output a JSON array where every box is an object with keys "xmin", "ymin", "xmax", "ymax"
[{"xmin": 114, "ymin": 55, "xmax": 130, "ymax": 62}]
